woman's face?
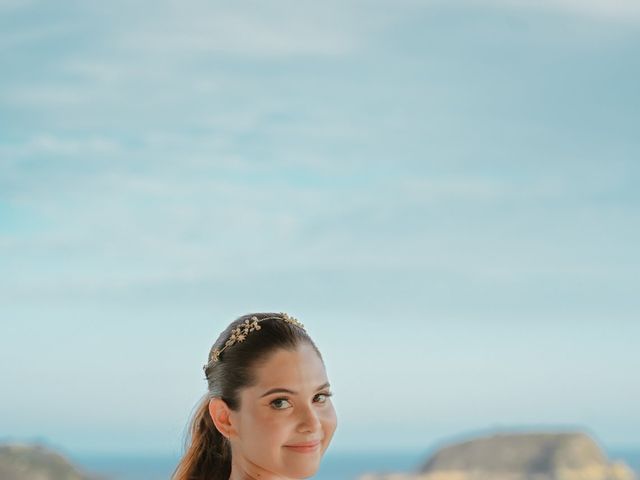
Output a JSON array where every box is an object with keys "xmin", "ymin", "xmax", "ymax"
[{"xmin": 228, "ymin": 342, "xmax": 337, "ymax": 479}]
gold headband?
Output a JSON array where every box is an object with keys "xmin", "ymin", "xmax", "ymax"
[{"xmin": 203, "ymin": 313, "xmax": 305, "ymax": 370}]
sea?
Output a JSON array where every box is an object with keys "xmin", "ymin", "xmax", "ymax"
[{"xmin": 71, "ymin": 448, "xmax": 640, "ymax": 480}]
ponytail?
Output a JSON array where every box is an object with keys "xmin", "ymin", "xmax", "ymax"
[{"xmin": 172, "ymin": 395, "xmax": 232, "ymax": 480}]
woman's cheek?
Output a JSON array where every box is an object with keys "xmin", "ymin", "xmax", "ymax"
[
  {"xmin": 321, "ymin": 405, "xmax": 337, "ymax": 432},
  {"xmin": 249, "ymin": 407, "xmax": 281, "ymax": 433},
  {"xmin": 261, "ymin": 409, "xmax": 289, "ymax": 429},
  {"xmin": 325, "ymin": 403, "xmax": 338, "ymax": 422}
]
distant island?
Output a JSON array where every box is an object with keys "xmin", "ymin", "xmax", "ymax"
[
  {"xmin": 0, "ymin": 443, "xmax": 100, "ymax": 480},
  {"xmin": 359, "ymin": 431, "xmax": 637, "ymax": 480}
]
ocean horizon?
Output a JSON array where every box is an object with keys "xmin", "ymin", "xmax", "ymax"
[{"xmin": 71, "ymin": 448, "xmax": 640, "ymax": 480}]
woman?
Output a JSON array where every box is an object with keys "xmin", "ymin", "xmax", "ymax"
[{"xmin": 172, "ymin": 312, "xmax": 338, "ymax": 480}]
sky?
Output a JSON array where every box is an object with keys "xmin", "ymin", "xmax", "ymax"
[{"xmin": 1, "ymin": 0, "xmax": 639, "ymax": 457}]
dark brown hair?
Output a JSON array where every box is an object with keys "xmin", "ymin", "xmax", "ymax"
[{"xmin": 171, "ymin": 312, "xmax": 322, "ymax": 480}]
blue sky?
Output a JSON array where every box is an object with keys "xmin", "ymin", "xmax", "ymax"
[{"xmin": 1, "ymin": 0, "xmax": 639, "ymax": 456}]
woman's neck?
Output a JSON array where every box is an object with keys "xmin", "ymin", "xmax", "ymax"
[{"xmin": 228, "ymin": 457, "xmax": 293, "ymax": 480}]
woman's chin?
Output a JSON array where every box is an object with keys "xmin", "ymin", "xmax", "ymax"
[{"xmin": 283, "ymin": 459, "xmax": 321, "ymax": 479}]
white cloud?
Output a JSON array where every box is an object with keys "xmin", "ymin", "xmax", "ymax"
[
  {"xmin": 2, "ymin": 85, "xmax": 89, "ymax": 107},
  {"xmin": 482, "ymin": 0, "xmax": 640, "ymax": 22},
  {"xmin": 86, "ymin": 0, "xmax": 380, "ymax": 58},
  {"xmin": 0, "ymin": 25, "xmax": 70, "ymax": 50},
  {"xmin": 0, "ymin": 0, "xmax": 35, "ymax": 11},
  {"xmin": 120, "ymin": 9, "xmax": 355, "ymax": 57},
  {"xmin": 4, "ymin": 134, "xmax": 123, "ymax": 156},
  {"xmin": 1, "ymin": 137, "xmax": 635, "ymax": 308}
]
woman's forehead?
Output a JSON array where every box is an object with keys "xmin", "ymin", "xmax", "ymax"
[{"xmin": 250, "ymin": 344, "xmax": 328, "ymax": 391}]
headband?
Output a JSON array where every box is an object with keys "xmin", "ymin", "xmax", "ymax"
[{"xmin": 203, "ymin": 313, "xmax": 305, "ymax": 371}]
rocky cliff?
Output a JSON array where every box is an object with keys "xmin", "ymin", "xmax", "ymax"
[
  {"xmin": 359, "ymin": 431, "xmax": 636, "ymax": 480},
  {"xmin": 0, "ymin": 443, "xmax": 99, "ymax": 480}
]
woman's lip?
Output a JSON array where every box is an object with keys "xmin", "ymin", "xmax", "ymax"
[{"xmin": 284, "ymin": 441, "xmax": 321, "ymax": 452}]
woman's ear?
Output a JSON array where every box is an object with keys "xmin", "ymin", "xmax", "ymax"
[{"xmin": 208, "ymin": 397, "xmax": 235, "ymax": 439}]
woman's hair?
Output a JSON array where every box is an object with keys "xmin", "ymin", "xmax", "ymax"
[{"xmin": 172, "ymin": 312, "xmax": 323, "ymax": 480}]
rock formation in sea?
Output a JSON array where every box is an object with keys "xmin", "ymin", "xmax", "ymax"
[
  {"xmin": 358, "ymin": 431, "xmax": 636, "ymax": 480},
  {"xmin": 0, "ymin": 443, "xmax": 100, "ymax": 480}
]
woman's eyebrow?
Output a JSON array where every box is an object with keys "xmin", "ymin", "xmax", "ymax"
[{"xmin": 260, "ymin": 382, "xmax": 331, "ymax": 398}]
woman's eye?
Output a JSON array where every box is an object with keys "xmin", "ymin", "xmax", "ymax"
[
  {"xmin": 315, "ymin": 392, "xmax": 333, "ymax": 403},
  {"xmin": 270, "ymin": 392, "xmax": 333, "ymax": 410},
  {"xmin": 270, "ymin": 398, "xmax": 292, "ymax": 410}
]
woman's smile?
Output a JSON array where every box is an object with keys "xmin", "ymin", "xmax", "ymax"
[{"xmin": 283, "ymin": 439, "xmax": 322, "ymax": 453}]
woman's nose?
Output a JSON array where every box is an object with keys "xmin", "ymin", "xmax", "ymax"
[{"xmin": 297, "ymin": 405, "xmax": 322, "ymax": 432}]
